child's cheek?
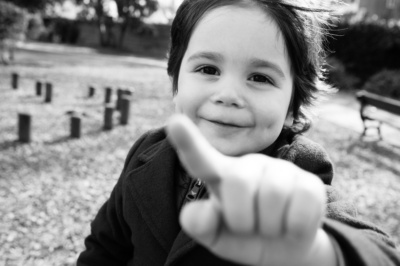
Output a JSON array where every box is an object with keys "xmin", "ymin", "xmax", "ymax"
[
  {"xmin": 173, "ymin": 97, "xmax": 182, "ymax": 113},
  {"xmin": 173, "ymin": 92, "xmax": 187, "ymax": 114},
  {"xmin": 173, "ymin": 89, "xmax": 197, "ymax": 115}
]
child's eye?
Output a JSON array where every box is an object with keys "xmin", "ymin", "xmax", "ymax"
[
  {"xmin": 197, "ymin": 66, "xmax": 220, "ymax": 75},
  {"xmin": 249, "ymin": 74, "xmax": 274, "ymax": 85}
]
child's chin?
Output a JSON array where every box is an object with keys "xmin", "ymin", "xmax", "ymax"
[{"xmin": 210, "ymin": 140, "xmax": 245, "ymax": 157}]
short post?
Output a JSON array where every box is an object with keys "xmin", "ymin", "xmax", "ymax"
[
  {"xmin": 105, "ymin": 87, "xmax": 112, "ymax": 104},
  {"xmin": 124, "ymin": 89, "xmax": 132, "ymax": 97},
  {"xmin": 116, "ymin": 89, "xmax": 123, "ymax": 110},
  {"xmin": 12, "ymin": 73, "xmax": 18, "ymax": 89},
  {"xmin": 18, "ymin": 113, "xmax": 31, "ymax": 143},
  {"xmin": 88, "ymin": 86, "xmax": 95, "ymax": 97},
  {"xmin": 36, "ymin": 81, "xmax": 42, "ymax": 96},
  {"xmin": 120, "ymin": 96, "xmax": 131, "ymax": 125},
  {"xmin": 70, "ymin": 116, "xmax": 81, "ymax": 138},
  {"xmin": 104, "ymin": 105, "xmax": 113, "ymax": 130},
  {"xmin": 45, "ymin": 82, "xmax": 53, "ymax": 103}
]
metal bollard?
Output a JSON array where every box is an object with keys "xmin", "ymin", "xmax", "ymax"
[{"xmin": 18, "ymin": 113, "xmax": 31, "ymax": 143}]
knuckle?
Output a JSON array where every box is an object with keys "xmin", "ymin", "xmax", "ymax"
[
  {"xmin": 285, "ymin": 176, "xmax": 324, "ymax": 241},
  {"xmin": 302, "ymin": 173, "xmax": 326, "ymax": 204},
  {"xmin": 258, "ymin": 176, "xmax": 290, "ymax": 237},
  {"xmin": 226, "ymin": 212, "xmax": 254, "ymax": 233},
  {"xmin": 286, "ymin": 216, "xmax": 309, "ymax": 240}
]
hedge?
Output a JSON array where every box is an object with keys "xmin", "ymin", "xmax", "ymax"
[
  {"xmin": 327, "ymin": 12, "xmax": 400, "ymax": 87},
  {"xmin": 0, "ymin": 1, "xmax": 27, "ymax": 41},
  {"xmin": 362, "ymin": 69, "xmax": 400, "ymax": 100}
]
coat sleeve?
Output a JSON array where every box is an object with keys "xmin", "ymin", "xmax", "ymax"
[
  {"xmin": 77, "ymin": 131, "xmax": 150, "ymax": 266},
  {"xmin": 324, "ymin": 186, "xmax": 400, "ymax": 266},
  {"xmin": 277, "ymin": 136, "xmax": 400, "ymax": 265}
]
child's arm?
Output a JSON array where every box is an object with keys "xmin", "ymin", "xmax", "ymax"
[
  {"xmin": 77, "ymin": 179, "xmax": 134, "ymax": 265},
  {"xmin": 167, "ymin": 114, "xmax": 337, "ymax": 266},
  {"xmin": 77, "ymin": 132, "xmax": 150, "ymax": 266}
]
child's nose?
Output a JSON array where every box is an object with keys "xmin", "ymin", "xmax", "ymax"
[{"xmin": 210, "ymin": 79, "xmax": 245, "ymax": 108}]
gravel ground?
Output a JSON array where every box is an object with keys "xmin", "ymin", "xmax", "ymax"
[
  {"xmin": 0, "ymin": 48, "xmax": 173, "ymax": 265},
  {"xmin": 0, "ymin": 45, "xmax": 399, "ymax": 265},
  {"xmin": 307, "ymin": 119, "xmax": 400, "ymax": 247}
]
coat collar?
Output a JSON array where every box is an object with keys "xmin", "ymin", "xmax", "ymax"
[{"xmin": 126, "ymin": 134, "xmax": 197, "ymax": 265}]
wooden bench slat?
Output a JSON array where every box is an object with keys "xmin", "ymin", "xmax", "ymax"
[{"xmin": 356, "ymin": 91, "xmax": 400, "ymax": 115}]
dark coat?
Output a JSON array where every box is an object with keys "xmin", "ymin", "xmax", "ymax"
[{"xmin": 77, "ymin": 128, "xmax": 400, "ymax": 266}]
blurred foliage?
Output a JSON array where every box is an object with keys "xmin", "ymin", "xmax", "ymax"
[
  {"xmin": 2, "ymin": 0, "xmax": 62, "ymax": 11},
  {"xmin": 325, "ymin": 57, "xmax": 361, "ymax": 91},
  {"xmin": 2, "ymin": 0, "xmax": 160, "ymax": 48},
  {"xmin": 327, "ymin": 10, "xmax": 400, "ymax": 87},
  {"xmin": 26, "ymin": 13, "xmax": 46, "ymax": 40},
  {"xmin": 0, "ymin": 1, "xmax": 27, "ymax": 41},
  {"xmin": 362, "ymin": 69, "xmax": 400, "ymax": 100},
  {"xmin": 40, "ymin": 18, "xmax": 81, "ymax": 44},
  {"xmin": 75, "ymin": 0, "xmax": 159, "ymax": 47},
  {"xmin": 73, "ymin": 0, "xmax": 159, "ymax": 21},
  {"xmin": 116, "ymin": 0, "xmax": 158, "ymax": 19}
]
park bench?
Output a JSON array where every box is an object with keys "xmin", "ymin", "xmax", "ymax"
[{"xmin": 356, "ymin": 90, "xmax": 400, "ymax": 139}]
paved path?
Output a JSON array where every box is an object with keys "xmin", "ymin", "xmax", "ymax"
[
  {"xmin": 17, "ymin": 41, "xmax": 167, "ymax": 68},
  {"xmin": 316, "ymin": 91, "xmax": 400, "ymax": 147}
]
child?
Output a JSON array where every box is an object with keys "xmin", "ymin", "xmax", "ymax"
[{"xmin": 77, "ymin": 0, "xmax": 400, "ymax": 265}]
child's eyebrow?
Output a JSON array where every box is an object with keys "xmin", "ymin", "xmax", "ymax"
[
  {"xmin": 187, "ymin": 51, "xmax": 286, "ymax": 79},
  {"xmin": 187, "ymin": 51, "xmax": 223, "ymax": 63},
  {"xmin": 250, "ymin": 58, "xmax": 286, "ymax": 78}
]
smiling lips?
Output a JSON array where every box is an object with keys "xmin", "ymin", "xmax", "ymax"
[{"xmin": 204, "ymin": 118, "xmax": 250, "ymax": 128}]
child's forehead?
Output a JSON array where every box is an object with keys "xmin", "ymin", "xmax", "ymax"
[
  {"xmin": 198, "ymin": 4, "xmax": 276, "ymax": 27},
  {"xmin": 187, "ymin": 5, "xmax": 286, "ymax": 58},
  {"xmin": 190, "ymin": 4, "xmax": 283, "ymax": 47},
  {"xmin": 183, "ymin": 4, "xmax": 291, "ymax": 77}
]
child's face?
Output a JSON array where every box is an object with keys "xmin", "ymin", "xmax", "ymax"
[{"xmin": 174, "ymin": 5, "xmax": 294, "ymax": 156}]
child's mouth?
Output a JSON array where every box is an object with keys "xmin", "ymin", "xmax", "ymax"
[{"xmin": 207, "ymin": 119, "xmax": 243, "ymax": 128}]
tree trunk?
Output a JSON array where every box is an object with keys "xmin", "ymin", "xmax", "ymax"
[
  {"xmin": 95, "ymin": 0, "xmax": 107, "ymax": 47},
  {"xmin": 118, "ymin": 16, "xmax": 129, "ymax": 48},
  {"xmin": 98, "ymin": 17, "xmax": 107, "ymax": 46}
]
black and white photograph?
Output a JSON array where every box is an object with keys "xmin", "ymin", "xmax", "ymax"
[{"xmin": 1, "ymin": 0, "xmax": 400, "ymax": 265}]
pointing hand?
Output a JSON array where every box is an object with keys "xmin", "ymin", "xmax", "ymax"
[{"xmin": 167, "ymin": 114, "xmax": 337, "ymax": 266}]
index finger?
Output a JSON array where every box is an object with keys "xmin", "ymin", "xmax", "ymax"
[{"xmin": 166, "ymin": 114, "xmax": 227, "ymax": 193}]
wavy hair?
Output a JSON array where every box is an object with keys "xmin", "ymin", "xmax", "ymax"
[{"xmin": 167, "ymin": 0, "xmax": 337, "ymax": 136}]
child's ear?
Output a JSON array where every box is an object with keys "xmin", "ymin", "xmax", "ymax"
[{"xmin": 284, "ymin": 112, "xmax": 294, "ymax": 127}]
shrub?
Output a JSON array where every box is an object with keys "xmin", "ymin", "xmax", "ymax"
[
  {"xmin": 0, "ymin": 1, "xmax": 27, "ymax": 41},
  {"xmin": 327, "ymin": 10, "xmax": 400, "ymax": 87},
  {"xmin": 325, "ymin": 57, "xmax": 361, "ymax": 91},
  {"xmin": 26, "ymin": 13, "xmax": 45, "ymax": 40},
  {"xmin": 361, "ymin": 69, "xmax": 400, "ymax": 100},
  {"xmin": 37, "ymin": 17, "xmax": 80, "ymax": 44}
]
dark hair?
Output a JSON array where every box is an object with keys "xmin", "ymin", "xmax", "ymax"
[{"xmin": 167, "ymin": 0, "xmax": 336, "ymax": 135}]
